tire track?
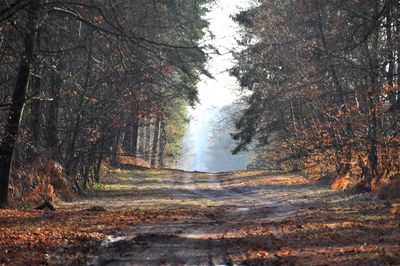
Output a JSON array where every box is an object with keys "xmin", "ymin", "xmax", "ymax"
[{"xmin": 92, "ymin": 171, "xmax": 333, "ymax": 265}]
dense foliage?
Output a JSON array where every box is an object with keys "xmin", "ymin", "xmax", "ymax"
[
  {"xmin": 0, "ymin": 0, "xmax": 213, "ymax": 207},
  {"xmin": 232, "ymin": 0, "xmax": 400, "ymax": 190}
]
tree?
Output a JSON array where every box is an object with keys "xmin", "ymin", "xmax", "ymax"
[
  {"xmin": 0, "ymin": 0, "xmax": 213, "ymax": 207},
  {"xmin": 232, "ymin": 0, "xmax": 400, "ymax": 190},
  {"xmin": 0, "ymin": 0, "xmax": 41, "ymax": 208}
]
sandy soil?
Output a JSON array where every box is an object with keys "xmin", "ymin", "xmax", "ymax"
[{"xmin": 86, "ymin": 170, "xmax": 345, "ymax": 266}]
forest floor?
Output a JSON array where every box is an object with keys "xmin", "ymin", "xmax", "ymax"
[{"xmin": 0, "ymin": 169, "xmax": 399, "ymax": 265}]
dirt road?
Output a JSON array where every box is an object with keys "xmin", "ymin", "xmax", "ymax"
[
  {"xmin": 0, "ymin": 165, "xmax": 397, "ymax": 265},
  {"xmin": 90, "ymin": 170, "xmax": 338, "ymax": 265}
]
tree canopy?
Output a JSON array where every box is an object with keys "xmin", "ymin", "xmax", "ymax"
[
  {"xmin": 0, "ymin": 0, "xmax": 214, "ymax": 207},
  {"xmin": 232, "ymin": 0, "xmax": 400, "ymax": 190}
]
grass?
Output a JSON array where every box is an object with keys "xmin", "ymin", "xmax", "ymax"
[
  {"xmin": 93, "ymin": 183, "xmax": 137, "ymax": 191},
  {"xmin": 83, "ymin": 169, "xmax": 218, "ymax": 212}
]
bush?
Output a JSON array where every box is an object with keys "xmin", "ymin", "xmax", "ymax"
[{"xmin": 9, "ymin": 155, "xmax": 74, "ymax": 206}]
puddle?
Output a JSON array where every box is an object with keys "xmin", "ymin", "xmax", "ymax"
[{"xmin": 101, "ymin": 236, "xmax": 127, "ymax": 247}]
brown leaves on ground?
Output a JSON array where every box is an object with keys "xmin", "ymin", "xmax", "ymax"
[
  {"xmin": 272, "ymin": 206, "xmax": 400, "ymax": 265},
  {"xmin": 1, "ymin": 169, "xmax": 400, "ymax": 266},
  {"xmin": 116, "ymin": 147, "xmax": 150, "ymax": 168},
  {"xmin": 10, "ymin": 156, "xmax": 74, "ymax": 207},
  {"xmin": 231, "ymin": 198, "xmax": 400, "ymax": 265},
  {"xmin": 221, "ymin": 170, "xmax": 311, "ymax": 188},
  {"xmin": 0, "ymin": 207, "xmax": 202, "ymax": 265}
]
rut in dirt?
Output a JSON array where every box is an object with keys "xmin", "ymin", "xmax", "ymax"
[{"xmin": 90, "ymin": 171, "xmax": 335, "ymax": 266}]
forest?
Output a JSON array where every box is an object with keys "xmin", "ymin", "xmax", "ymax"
[
  {"xmin": 0, "ymin": 0, "xmax": 212, "ymax": 208},
  {"xmin": 232, "ymin": 0, "xmax": 400, "ymax": 192},
  {"xmin": 0, "ymin": 0, "xmax": 399, "ymax": 265}
]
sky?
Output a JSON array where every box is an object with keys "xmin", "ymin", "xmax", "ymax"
[
  {"xmin": 176, "ymin": 0, "xmax": 254, "ymax": 172},
  {"xmin": 193, "ymin": 0, "xmax": 254, "ymax": 111}
]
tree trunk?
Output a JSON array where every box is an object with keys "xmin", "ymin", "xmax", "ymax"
[
  {"xmin": 0, "ymin": 0, "xmax": 40, "ymax": 208},
  {"xmin": 46, "ymin": 71, "xmax": 61, "ymax": 151},
  {"xmin": 122, "ymin": 119, "xmax": 131, "ymax": 152},
  {"xmin": 386, "ymin": 6, "xmax": 394, "ymax": 96},
  {"xmin": 94, "ymin": 140, "xmax": 105, "ymax": 183},
  {"xmin": 315, "ymin": 0, "xmax": 356, "ymax": 177},
  {"xmin": 394, "ymin": 2, "xmax": 400, "ymax": 95},
  {"xmin": 138, "ymin": 120, "xmax": 145, "ymax": 158},
  {"xmin": 131, "ymin": 119, "xmax": 139, "ymax": 156},
  {"xmin": 158, "ymin": 119, "xmax": 166, "ymax": 167},
  {"xmin": 144, "ymin": 118, "xmax": 152, "ymax": 162},
  {"xmin": 30, "ymin": 27, "xmax": 42, "ymax": 152},
  {"xmin": 150, "ymin": 116, "xmax": 161, "ymax": 168},
  {"xmin": 363, "ymin": 7, "xmax": 380, "ymax": 187},
  {"xmin": 28, "ymin": 65, "xmax": 41, "ymax": 163},
  {"xmin": 30, "ymin": 61, "xmax": 41, "ymax": 148},
  {"xmin": 65, "ymin": 113, "xmax": 81, "ymax": 175},
  {"xmin": 66, "ymin": 34, "xmax": 92, "ymax": 174}
]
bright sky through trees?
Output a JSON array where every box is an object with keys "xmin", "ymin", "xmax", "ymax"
[
  {"xmin": 178, "ymin": 0, "xmax": 254, "ymax": 172},
  {"xmin": 194, "ymin": 0, "xmax": 254, "ymax": 110}
]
